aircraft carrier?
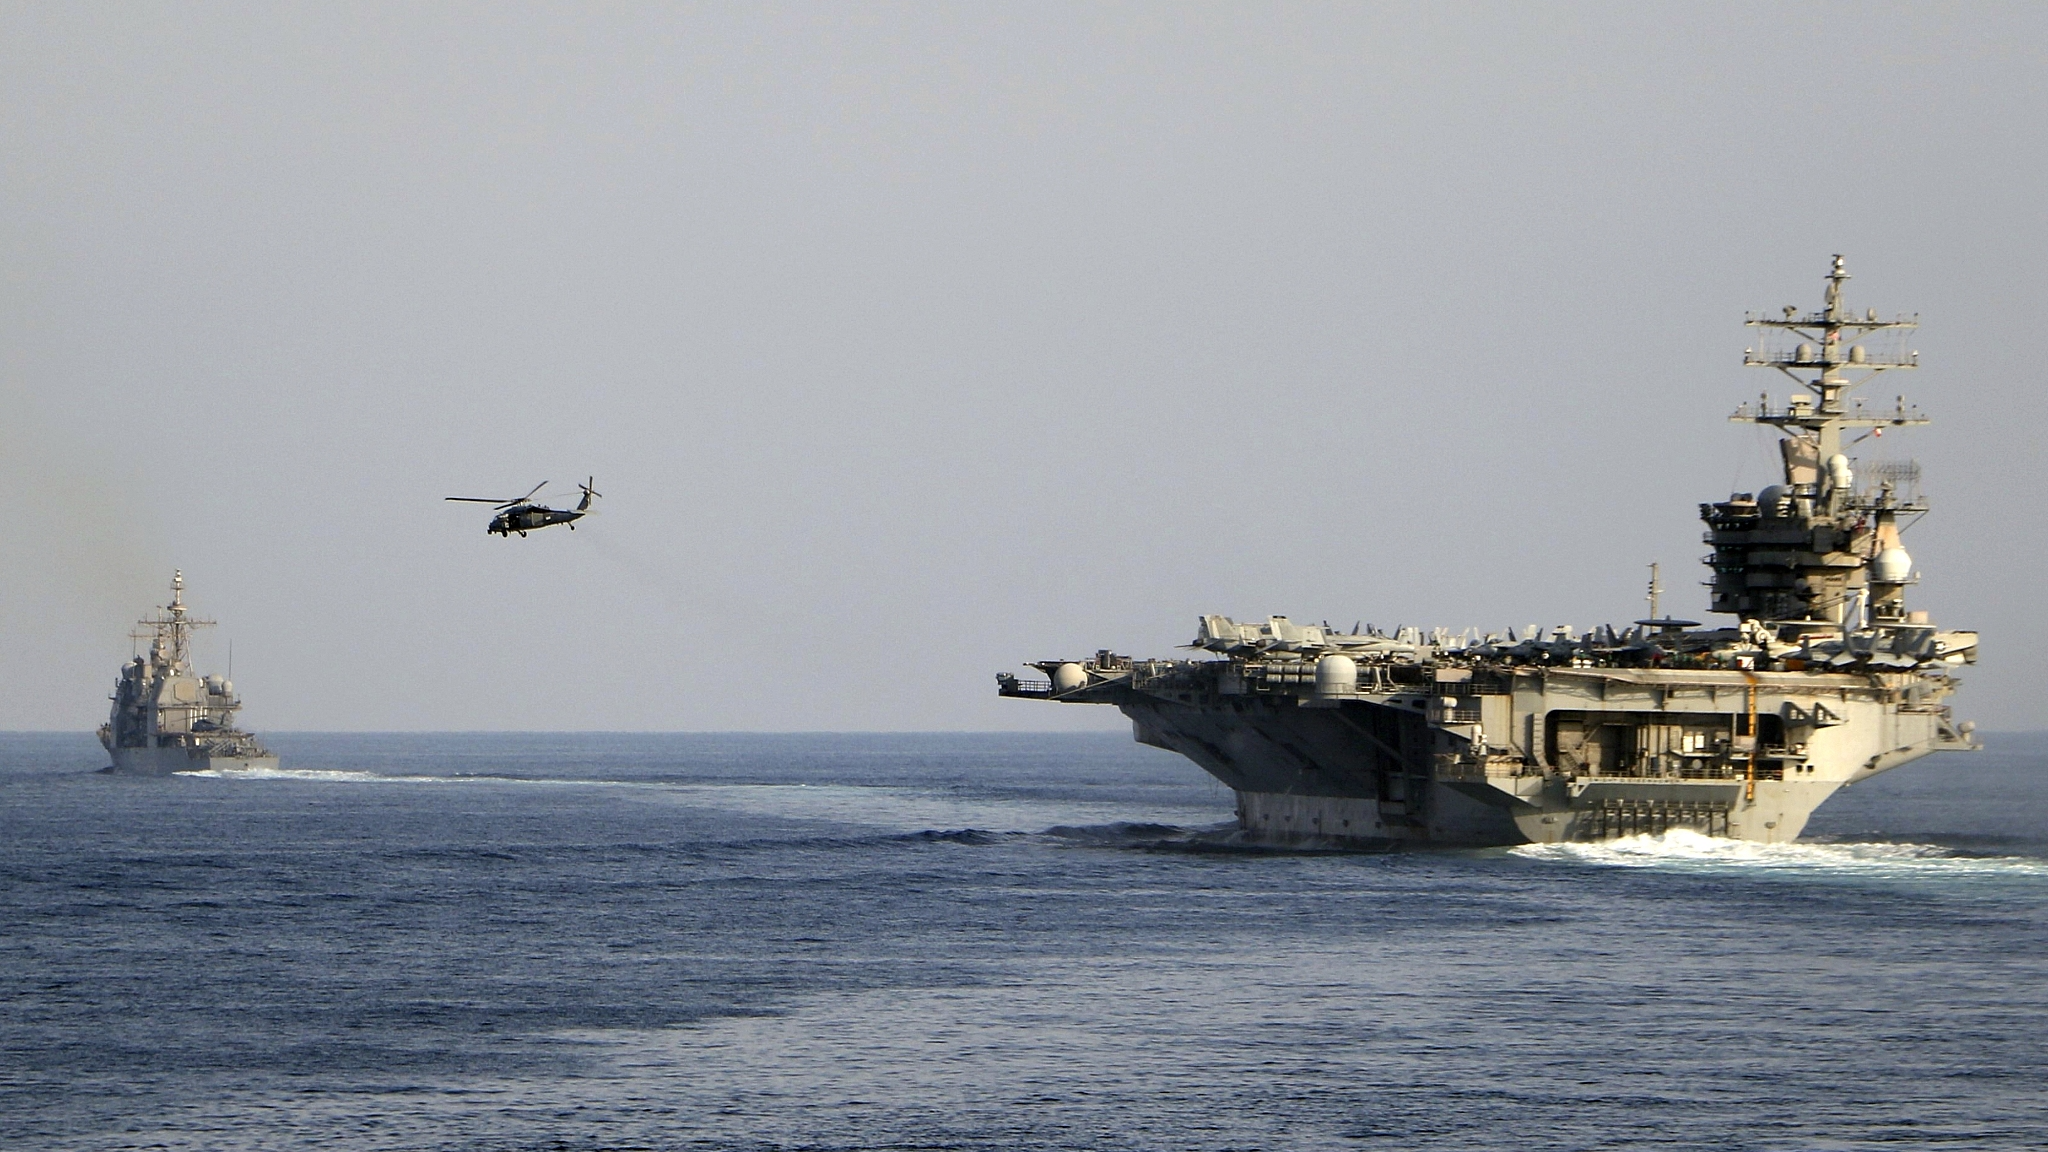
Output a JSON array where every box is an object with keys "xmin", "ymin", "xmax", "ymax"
[
  {"xmin": 99, "ymin": 572, "xmax": 278, "ymax": 775},
  {"xmin": 1001, "ymin": 257, "xmax": 1978, "ymax": 846}
]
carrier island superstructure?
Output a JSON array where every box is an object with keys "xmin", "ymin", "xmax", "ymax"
[
  {"xmin": 99, "ymin": 572, "xmax": 277, "ymax": 775},
  {"xmin": 1000, "ymin": 258, "xmax": 1978, "ymax": 846}
]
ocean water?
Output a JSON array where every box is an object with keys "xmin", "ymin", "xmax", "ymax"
[{"xmin": 2, "ymin": 731, "xmax": 2045, "ymax": 1152}]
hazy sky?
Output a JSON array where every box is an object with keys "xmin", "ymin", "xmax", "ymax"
[{"xmin": 4, "ymin": 3, "xmax": 2045, "ymax": 732}]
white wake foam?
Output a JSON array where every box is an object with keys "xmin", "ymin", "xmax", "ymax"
[
  {"xmin": 1513, "ymin": 828, "xmax": 2048, "ymax": 885},
  {"xmin": 175, "ymin": 766, "xmax": 459, "ymax": 784}
]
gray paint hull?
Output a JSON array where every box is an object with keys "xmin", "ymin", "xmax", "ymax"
[
  {"xmin": 1117, "ymin": 668, "xmax": 1963, "ymax": 848},
  {"xmin": 103, "ymin": 745, "xmax": 281, "ymax": 776}
]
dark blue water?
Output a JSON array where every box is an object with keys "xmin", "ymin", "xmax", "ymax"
[{"xmin": 4, "ymin": 732, "xmax": 2045, "ymax": 1151}]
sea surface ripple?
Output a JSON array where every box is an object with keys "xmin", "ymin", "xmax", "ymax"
[{"xmin": 3, "ymin": 731, "xmax": 2045, "ymax": 1151}]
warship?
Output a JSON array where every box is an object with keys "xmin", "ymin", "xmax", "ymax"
[
  {"xmin": 1001, "ymin": 257, "xmax": 1978, "ymax": 846},
  {"xmin": 99, "ymin": 571, "xmax": 278, "ymax": 775}
]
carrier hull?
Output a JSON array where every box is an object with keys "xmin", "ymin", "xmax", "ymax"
[
  {"xmin": 1000, "ymin": 258, "xmax": 1979, "ymax": 848},
  {"xmin": 1115, "ymin": 665, "xmax": 1963, "ymax": 847}
]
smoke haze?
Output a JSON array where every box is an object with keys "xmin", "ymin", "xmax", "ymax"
[{"xmin": 3, "ymin": 3, "xmax": 2044, "ymax": 731}]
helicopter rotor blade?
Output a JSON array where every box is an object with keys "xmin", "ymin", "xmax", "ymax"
[
  {"xmin": 445, "ymin": 496, "xmax": 513, "ymax": 504},
  {"xmin": 518, "ymin": 480, "xmax": 548, "ymax": 504}
]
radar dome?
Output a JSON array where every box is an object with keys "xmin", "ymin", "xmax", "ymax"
[
  {"xmin": 1051, "ymin": 663, "xmax": 1088, "ymax": 694},
  {"xmin": 1872, "ymin": 547, "xmax": 1913, "ymax": 583},
  {"xmin": 1315, "ymin": 655, "xmax": 1358, "ymax": 697}
]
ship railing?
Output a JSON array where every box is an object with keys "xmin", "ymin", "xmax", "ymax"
[
  {"xmin": 1434, "ymin": 757, "xmax": 1486, "ymax": 782},
  {"xmin": 1608, "ymin": 760, "xmax": 1788, "ymax": 782},
  {"xmin": 1436, "ymin": 755, "xmax": 1541, "ymax": 782},
  {"xmin": 996, "ymin": 674, "xmax": 1052, "ymax": 699},
  {"xmin": 1128, "ymin": 663, "xmax": 1204, "ymax": 692},
  {"xmin": 1430, "ymin": 677, "xmax": 1510, "ymax": 696}
]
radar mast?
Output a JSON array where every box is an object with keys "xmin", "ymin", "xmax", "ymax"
[
  {"xmin": 1706, "ymin": 257, "xmax": 1932, "ymax": 625},
  {"xmin": 1734, "ymin": 254, "xmax": 1925, "ymax": 494},
  {"xmin": 131, "ymin": 570, "xmax": 215, "ymax": 671}
]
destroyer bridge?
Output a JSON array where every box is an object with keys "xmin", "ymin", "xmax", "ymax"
[{"xmin": 1000, "ymin": 257, "xmax": 1978, "ymax": 847}]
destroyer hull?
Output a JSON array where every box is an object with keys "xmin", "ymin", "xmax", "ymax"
[{"xmin": 102, "ymin": 744, "xmax": 279, "ymax": 776}]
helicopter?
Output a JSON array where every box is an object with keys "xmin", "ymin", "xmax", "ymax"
[{"xmin": 446, "ymin": 478, "xmax": 601, "ymax": 537}]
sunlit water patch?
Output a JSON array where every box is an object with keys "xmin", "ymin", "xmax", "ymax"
[
  {"xmin": 658, "ymin": 782, "xmax": 1219, "ymax": 834},
  {"xmin": 174, "ymin": 765, "xmax": 1226, "ymax": 835}
]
